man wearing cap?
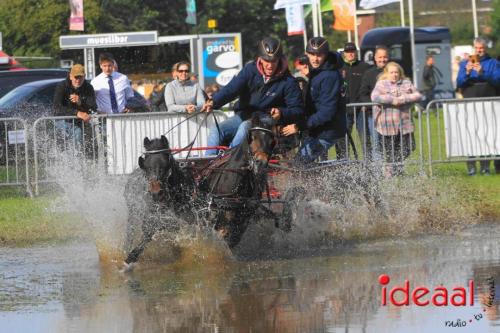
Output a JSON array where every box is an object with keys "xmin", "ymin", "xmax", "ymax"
[
  {"xmin": 281, "ymin": 37, "xmax": 346, "ymax": 164},
  {"xmin": 335, "ymin": 42, "xmax": 370, "ymax": 158},
  {"xmin": 203, "ymin": 37, "xmax": 304, "ymax": 155},
  {"xmin": 91, "ymin": 52, "xmax": 134, "ymax": 114},
  {"xmin": 53, "ymin": 64, "xmax": 97, "ymax": 143}
]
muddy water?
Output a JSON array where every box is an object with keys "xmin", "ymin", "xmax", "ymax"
[{"xmin": 1, "ymin": 224, "xmax": 500, "ymax": 333}]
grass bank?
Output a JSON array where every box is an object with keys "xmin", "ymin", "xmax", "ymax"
[
  {"xmin": 0, "ymin": 188, "xmax": 88, "ymax": 247},
  {"xmin": 0, "ymin": 166, "xmax": 498, "ymax": 247}
]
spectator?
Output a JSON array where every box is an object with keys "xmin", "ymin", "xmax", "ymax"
[
  {"xmin": 294, "ymin": 55, "xmax": 309, "ymax": 78},
  {"xmin": 53, "ymin": 64, "xmax": 96, "ymax": 144},
  {"xmin": 456, "ymin": 37, "xmax": 500, "ymax": 175},
  {"xmin": 359, "ymin": 45, "xmax": 390, "ymax": 161},
  {"xmin": 204, "ymin": 83, "xmax": 220, "ymax": 100},
  {"xmin": 421, "ymin": 55, "xmax": 437, "ymax": 109},
  {"xmin": 164, "ymin": 61, "xmax": 205, "ymax": 113},
  {"xmin": 335, "ymin": 42, "xmax": 371, "ymax": 159},
  {"xmin": 91, "ymin": 53, "xmax": 134, "ymax": 114},
  {"xmin": 150, "ymin": 81, "xmax": 167, "ymax": 112},
  {"xmin": 371, "ymin": 62, "xmax": 422, "ymax": 177}
]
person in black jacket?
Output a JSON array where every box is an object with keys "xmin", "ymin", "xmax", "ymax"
[
  {"xmin": 281, "ymin": 37, "xmax": 346, "ymax": 164},
  {"xmin": 53, "ymin": 64, "xmax": 97, "ymax": 145},
  {"xmin": 421, "ymin": 55, "xmax": 437, "ymax": 109},
  {"xmin": 358, "ymin": 45, "xmax": 390, "ymax": 161},
  {"xmin": 335, "ymin": 42, "xmax": 370, "ymax": 158}
]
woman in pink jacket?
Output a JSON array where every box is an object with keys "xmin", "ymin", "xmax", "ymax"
[{"xmin": 371, "ymin": 62, "xmax": 422, "ymax": 177}]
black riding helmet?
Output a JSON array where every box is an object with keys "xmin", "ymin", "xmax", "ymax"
[
  {"xmin": 306, "ymin": 37, "xmax": 329, "ymax": 54},
  {"xmin": 257, "ymin": 37, "xmax": 282, "ymax": 62}
]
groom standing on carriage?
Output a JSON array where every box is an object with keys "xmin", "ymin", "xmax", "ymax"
[
  {"xmin": 203, "ymin": 37, "xmax": 304, "ymax": 155},
  {"xmin": 281, "ymin": 37, "xmax": 347, "ymax": 164}
]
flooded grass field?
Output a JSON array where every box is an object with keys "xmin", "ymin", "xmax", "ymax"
[
  {"xmin": 1, "ymin": 224, "xmax": 500, "ymax": 333},
  {"xmin": 1, "ymin": 154, "xmax": 499, "ymax": 332}
]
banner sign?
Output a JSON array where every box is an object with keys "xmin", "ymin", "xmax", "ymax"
[
  {"xmin": 333, "ymin": 0, "xmax": 355, "ymax": 31},
  {"xmin": 199, "ymin": 34, "xmax": 243, "ymax": 88},
  {"xmin": 185, "ymin": 0, "xmax": 197, "ymax": 25},
  {"xmin": 359, "ymin": 0, "xmax": 399, "ymax": 9},
  {"xmin": 285, "ymin": 5, "xmax": 305, "ymax": 36},
  {"xmin": 69, "ymin": 0, "xmax": 84, "ymax": 31},
  {"xmin": 274, "ymin": 0, "xmax": 312, "ymax": 9},
  {"xmin": 60, "ymin": 31, "xmax": 158, "ymax": 49}
]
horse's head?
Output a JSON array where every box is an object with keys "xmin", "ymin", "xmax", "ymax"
[
  {"xmin": 139, "ymin": 135, "xmax": 174, "ymax": 200},
  {"xmin": 247, "ymin": 113, "xmax": 277, "ymax": 176}
]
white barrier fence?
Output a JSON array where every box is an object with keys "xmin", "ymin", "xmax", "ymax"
[
  {"xmin": 106, "ymin": 111, "xmax": 230, "ymax": 174},
  {"xmin": 426, "ymin": 97, "xmax": 500, "ymax": 174},
  {"xmin": 2, "ymin": 98, "xmax": 500, "ymax": 195},
  {"xmin": 31, "ymin": 111, "xmax": 230, "ymax": 194}
]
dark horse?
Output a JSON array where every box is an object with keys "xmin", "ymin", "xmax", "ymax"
[
  {"xmin": 123, "ymin": 135, "xmax": 195, "ymax": 268},
  {"xmin": 197, "ymin": 113, "xmax": 278, "ymax": 248}
]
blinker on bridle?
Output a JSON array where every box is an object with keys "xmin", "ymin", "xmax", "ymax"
[
  {"xmin": 143, "ymin": 148, "xmax": 171, "ymax": 155},
  {"xmin": 249, "ymin": 127, "xmax": 273, "ymax": 135}
]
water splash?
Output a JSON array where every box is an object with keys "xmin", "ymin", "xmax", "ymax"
[
  {"xmin": 235, "ymin": 164, "xmax": 479, "ymax": 258},
  {"xmin": 48, "ymin": 150, "xmax": 128, "ymax": 263},
  {"xmin": 46, "ymin": 148, "xmax": 478, "ymax": 263}
]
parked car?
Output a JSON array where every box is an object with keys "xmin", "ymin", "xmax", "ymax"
[
  {"xmin": 0, "ymin": 78, "xmax": 64, "ymax": 163},
  {"xmin": 0, "ymin": 69, "xmax": 69, "ymax": 98}
]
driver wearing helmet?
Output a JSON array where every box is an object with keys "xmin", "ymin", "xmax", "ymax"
[
  {"xmin": 203, "ymin": 37, "xmax": 304, "ymax": 155},
  {"xmin": 281, "ymin": 37, "xmax": 347, "ymax": 164}
]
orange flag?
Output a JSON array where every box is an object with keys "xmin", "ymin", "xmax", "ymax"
[{"xmin": 332, "ymin": 0, "xmax": 355, "ymax": 31}]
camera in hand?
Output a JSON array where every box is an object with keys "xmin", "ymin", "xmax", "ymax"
[{"xmin": 470, "ymin": 54, "xmax": 479, "ymax": 64}]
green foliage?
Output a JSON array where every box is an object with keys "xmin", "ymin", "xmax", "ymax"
[
  {"xmin": 1, "ymin": 0, "xmax": 499, "ymax": 60},
  {"xmin": 490, "ymin": 0, "xmax": 500, "ymax": 55},
  {"xmin": 376, "ymin": 11, "xmax": 402, "ymax": 28},
  {"xmin": 0, "ymin": 0, "xmax": 67, "ymax": 57}
]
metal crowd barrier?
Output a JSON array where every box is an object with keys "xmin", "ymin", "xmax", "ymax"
[
  {"xmin": 32, "ymin": 111, "xmax": 230, "ymax": 194},
  {"xmin": 424, "ymin": 96, "xmax": 500, "ymax": 175},
  {"xmin": 340, "ymin": 102, "xmax": 425, "ymax": 174},
  {"xmin": 0, "ymin": 117, "xmax": 32, "ymax": 196}
]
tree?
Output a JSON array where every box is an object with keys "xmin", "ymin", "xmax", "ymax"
[{"xmin": 489, "ymin": 0, "xmax": 500, "ymax": 56}]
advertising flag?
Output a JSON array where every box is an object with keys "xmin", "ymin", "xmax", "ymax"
[
  {"xmin": 274, "ymin": 0, "xmax": 311, "ymax": 10},
  {"xmin": 185, "ymin": 0, "xmax": 197, "ymax": 25},
  {"xmin": 285, "ymin": 5, "xmax": 305, "ymax": 36},
  {"xmin": 69, "ymin": 0, "xmax": 84, "ymax": 31},
  {"xmin": 333, "ymin": 0, "xmax": 355, "ymax": 31},
  {"xmin": 359, "ymin": 0, "xmax": 399, "ymax": 9}
]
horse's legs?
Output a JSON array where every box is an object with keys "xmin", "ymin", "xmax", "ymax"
[
  {"xmin": 124, "ymin": 213, "xmax": 161, "ymax": 264},
  {"xmin": 225, "ymin": 212, "xmax": 251, "ymax": 248},
  {"xmin": 124, "ymin": 230, "xmax": 154, "ymax": 264}
]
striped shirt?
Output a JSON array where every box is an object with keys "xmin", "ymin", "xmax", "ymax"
[
  {"xmin": 164, "ymin": 79, "xmax": 205, "ymax": 113},
  {"xmin": 371, "ymin": 79, "xmax": 422, "ymax": 136}
]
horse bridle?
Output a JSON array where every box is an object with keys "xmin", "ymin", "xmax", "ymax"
[
  {"xmin": 142, "ymin": 148, "xmax": 175, "ymax": 195},
  {"xmin": 247, "ymin": 126, "xmax": 276, "ymax": 172}
]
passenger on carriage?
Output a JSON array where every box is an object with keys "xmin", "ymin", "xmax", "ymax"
[
  {"xmin": 202, "ymin": 37, "xmax": 304, "ymax": 155},
  {"xmin": 280, "ymin": 37, "xmax": 347, "ymax": 164}
]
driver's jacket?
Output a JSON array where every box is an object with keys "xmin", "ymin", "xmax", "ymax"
[{"xmin": 212, "ymin": 58, "xmax": 304, "ymax": 125}]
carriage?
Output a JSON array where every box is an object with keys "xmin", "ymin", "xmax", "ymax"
[{"xmin": 121, "ymin": 113, "xmax": 373, "ymax": 268}]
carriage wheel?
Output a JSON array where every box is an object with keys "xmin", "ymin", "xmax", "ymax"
[{"xmin": 279, "ymin": 186, "xmax": 307, "ymax": 232}]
